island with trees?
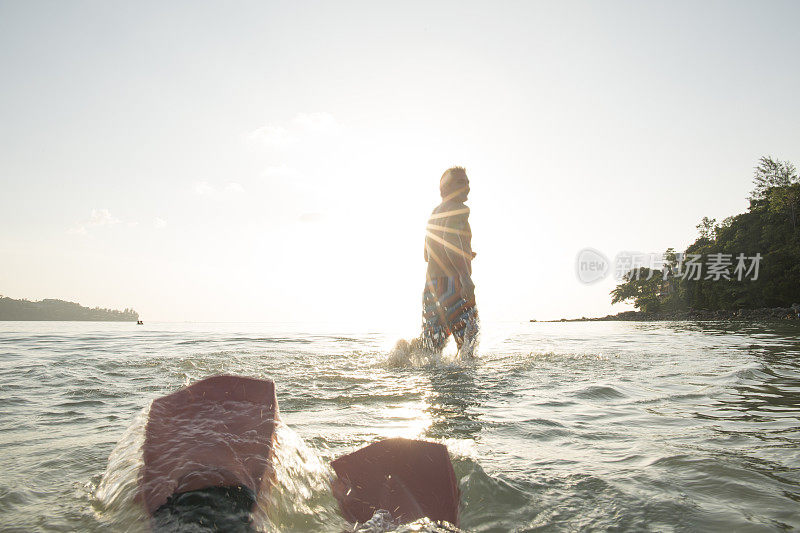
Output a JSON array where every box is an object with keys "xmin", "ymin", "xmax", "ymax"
[
  {"xmin": 554, "ymin": 156, "xmax": 800, "ymax": 322},
  {"xmin": 0, "ymin": 296, "xmax": 139, "ymax": 322}
]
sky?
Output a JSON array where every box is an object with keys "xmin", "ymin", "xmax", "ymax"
[{"xmin": 1, "ymin": 0, "xmax": 799, "ymax": 330}]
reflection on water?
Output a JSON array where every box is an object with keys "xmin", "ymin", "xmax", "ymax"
[
  {"xmin": 0, "ymin": 320, "xmax": 799, "ymax": 531},
  {"xmin": 424, "ymin": 365, "xmax": 484, "ymax": 441}
]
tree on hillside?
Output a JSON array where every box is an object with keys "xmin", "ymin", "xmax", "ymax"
[
  {"xmin": 696, "ymin": 217, "xmax": 717, "ymax": 241},
  {"xmin": 750, "ymin": 156, "xmax": 797, "ymax": 200},
  {"xmin": 610, "ymin": 267, "xmax": 663, "ymax": 312},
  {"xmin": 750, "ymin": 156, "xmax": 800, "ymax": 231}
]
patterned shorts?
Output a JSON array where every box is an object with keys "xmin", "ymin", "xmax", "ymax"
[{"xmin": 421, "ymin": 276, "xmax": 478, "ymax": 351}]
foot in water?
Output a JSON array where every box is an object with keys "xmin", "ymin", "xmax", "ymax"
[
  {"xmin": 388, "ymin": 337, "xmax": 435, "ymax": 366},
  {"xmin": 389, "ymin": 333, "xmax": 476, "ymax": 366}
]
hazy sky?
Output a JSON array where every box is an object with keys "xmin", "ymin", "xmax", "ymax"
[{"xmin": 1, "ymin": 1, "xmax": 799, "ymax": 329}]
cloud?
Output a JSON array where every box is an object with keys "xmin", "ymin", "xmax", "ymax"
[
  {"xmin": 193, "ymin": 181, "xmax": 215, "ymax": 196},
  {"xmin": 246, "ymin": 124, "xmax": 297, "ymax": 149},
  {"xmin": 262, "ymin": 165, "xmax": 299, "ymax": 180},
  {"xmin": 67, "ymin": 225, "xmax": 87, "ymax": 236},
  {"xmin": 192, "ymin": 181, "xmax": 246, "ymax": 197},
  {"xmin": 298, "ymin": 212, "xmax": 324, "ymax": 223},
  {"xmin": 153, "ymin": 217, "xmax": 167, "ymax": 229},
  {"xmin": 292, "ymin": 112, "xmax": 341, "ymax": 135},
  {"xmin": 68, "ymin": 208, "xmax": 120, "ymax": 235},
  {"xmin": 89, "ymin": 208, "xmax": 120, "ymax": 226},
  {"xmin": 245, "ymin": 112, "xmax": 342, "ymax": 150}
]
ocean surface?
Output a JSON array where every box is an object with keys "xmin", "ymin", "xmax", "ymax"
[{"xmin": 0, "ymin": 320, "xmax": 799, "ymax": 532}]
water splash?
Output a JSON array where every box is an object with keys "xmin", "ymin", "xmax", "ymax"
[
  {"xmin": 386, "ymin": 311, "xmax": 480, "ymax": 368},
  {"xmin": 386, "ymin": 337, "xmax": 444, "ymax": 368},
  {"xmin": 386, "ymin": 334, "xmax": 479, "ymax": 369},
  {"xmin": 93, "ymin": 404, "xmax": 353, "ymax": 531},
  {"xmin": 256, "ymin": 422, "xmax": 347, "ymax": 531},
  {"xmin": 92, "ymin": 406, "xmax": 149, "ymax": 530}
]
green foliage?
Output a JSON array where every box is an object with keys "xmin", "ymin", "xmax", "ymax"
[
  {"xmin": 750, "ymin": 156, "xmax": 797, "ymax": 200},
  {"xmin": 611, "ymin": 156, "xmax": 800, "ymax": 311},
  {"xmin": 610, "ymin": 267, "xmax": 663, "ymax": 312},
  {"xmin": 696, "ymin": 217, "xmax": 717, "ymax": 241}
]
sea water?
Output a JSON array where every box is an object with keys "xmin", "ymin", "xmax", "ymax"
[{"xmin": 0, "ymin": 320, "xmax": 798, "ymax": 531}]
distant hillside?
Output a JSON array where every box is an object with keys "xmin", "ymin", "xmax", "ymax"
[
  {"xmin": 611, "ymin": 156, "xmax": 800, "ymax": 313},
  {"xmin": 0, "ymin": 296, "xmax": 139, "ymax": 321}
]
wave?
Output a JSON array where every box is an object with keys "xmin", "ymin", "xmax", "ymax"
[{"xmin": 571, "ymin": 385, "xmax": 628, "ymax": 400}]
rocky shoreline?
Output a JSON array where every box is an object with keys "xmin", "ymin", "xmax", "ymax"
[{"xmin": 538, "ymin": 305, "xmax": 800, "ymax": 322}]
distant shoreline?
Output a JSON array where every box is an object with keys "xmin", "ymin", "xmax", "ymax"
[
  {"xmin": 0, "ymin": 319, "xmax": 137, "ymax": 322},
  {"xmin": 536, "ymin": 307, "xmax": 800, "ymax": 323},
  {"xmin": 0, "ymin": 297, "xmax": 139, "ymax": 322}
]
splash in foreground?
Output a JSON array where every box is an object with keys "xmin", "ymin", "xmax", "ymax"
[{"xmin": 97, "ymin": 375, "xmax": 462, "ymax": 532}]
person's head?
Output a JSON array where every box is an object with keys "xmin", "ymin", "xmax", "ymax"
[{"xmin": 439, "ymin": 166, "xmax": 469, "ymax": 202}]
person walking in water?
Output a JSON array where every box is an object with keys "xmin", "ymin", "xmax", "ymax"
[{"xmin": 420, "ymin": 166, "xmax": 479, "ymax": 356}]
